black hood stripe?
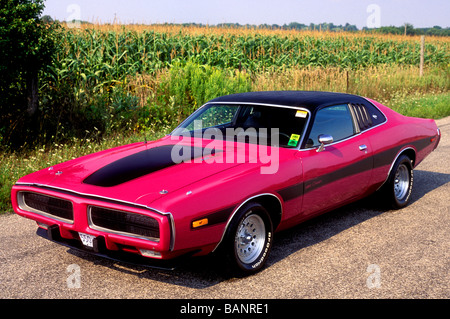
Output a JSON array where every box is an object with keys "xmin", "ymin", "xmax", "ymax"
[{"xmin": 83, "ymin": 145, "xmax": 211, "ymax": 187}]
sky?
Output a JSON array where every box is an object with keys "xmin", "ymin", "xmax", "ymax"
[{"xmin": 42, "ymin": 0, "xmax": 450, "ymax": 29}]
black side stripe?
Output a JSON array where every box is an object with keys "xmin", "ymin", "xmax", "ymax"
[
  {"xmin": 277, "ymin": 182, "xmax": 304, "ymax": 202},
  {"xmin": 304, "ymin": 155, "xmax": 373, "ymax": 194},
  {"xmin": 190, "ymin": 205, "xmax": 235, "ymax": 230},
  {"xmin": 373, "ymin": 136, "xmax": 431, "ymax": 168},
  {"xmin": 277, "ymin": 136, "xmax": 433, "ymax": 202}
]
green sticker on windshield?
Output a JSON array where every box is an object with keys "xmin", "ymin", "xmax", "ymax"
[{"xmin": 288, "ymin": 134, "xmax": 300, "ymax": 147}]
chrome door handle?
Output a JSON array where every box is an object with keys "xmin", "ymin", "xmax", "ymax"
[{"xmin": 359, "ymin": 144, "xmax": 368, "ymax": 151}]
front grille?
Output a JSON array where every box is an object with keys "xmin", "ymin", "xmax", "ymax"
[
  {"xmin": 89, "ymin": 206, "xmax": 160, "ymax": 241},
  {"xmin": 20, "ymin": 192, "xmax": 74, "ymax": 222}
]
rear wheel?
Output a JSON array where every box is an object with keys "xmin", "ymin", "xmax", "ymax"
[
  {"xmin": 222, "ymin": 202, "xmax": 273, "ymax": 276},
  {"xmin": 384, "ymin": 155, "xmax": 414, "ymax": 209}
]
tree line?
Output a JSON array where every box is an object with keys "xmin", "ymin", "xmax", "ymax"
[
  {"xmin": 42, "ymin": 13, "xmax": 450, "ymax": 37},
  {"xmin": 176, "ymin": 22, "xmax": 450, "ymax": 37}
]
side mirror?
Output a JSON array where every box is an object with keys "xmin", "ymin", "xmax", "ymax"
[{"xmin": 317, "ymin": 134, "xmax": 333, "ymax": 152}]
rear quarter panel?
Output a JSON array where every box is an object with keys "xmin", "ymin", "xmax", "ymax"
[{"xmin": 365, "ymin": 99, "xmax": 439, "ymax": 190}]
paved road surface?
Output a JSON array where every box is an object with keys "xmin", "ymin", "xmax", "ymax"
[{"xmin": 1, "ymin": 117, "xmax": 448, "ymax": 300}]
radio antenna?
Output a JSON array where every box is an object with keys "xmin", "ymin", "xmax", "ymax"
[{"xmin": 143, "ymin": 117, "xmax": 148, "ymax": 145}]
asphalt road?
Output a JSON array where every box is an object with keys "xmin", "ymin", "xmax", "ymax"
[{"xmin": 1, "ymin": 117, "xmax": 448, "ymax": 301}]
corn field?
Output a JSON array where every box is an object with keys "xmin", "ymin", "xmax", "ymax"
[{"xmin": 49, "ymin": 25, "xmax": 449, "ymax": 81}]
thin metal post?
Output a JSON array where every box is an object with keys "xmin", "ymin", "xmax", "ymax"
[{"xmin": 420, "ymin": 36, "xmax": 425, "ymax": 77}]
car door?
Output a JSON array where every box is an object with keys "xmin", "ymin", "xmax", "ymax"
[{"xmin": 300, "ymin": 104, "xmax": 373, "ymax": 218}]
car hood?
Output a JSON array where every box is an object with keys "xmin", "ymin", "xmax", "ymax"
[{"xmin": 17, "ymin": 136, "xmax": 267, "ymax": 206}]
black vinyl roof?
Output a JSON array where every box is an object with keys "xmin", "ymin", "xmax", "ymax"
[{"xmin": 209, "ymin": 91, "xmax": 369, "ymax": 112}]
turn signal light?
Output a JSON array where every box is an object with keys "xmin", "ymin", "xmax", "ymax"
[{"xmin": 192, "ymin": 218, "xmax": 208, "ymax": 228}]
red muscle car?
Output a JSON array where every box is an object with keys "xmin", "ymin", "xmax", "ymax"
[{"xmin": 11, "ymin": 91, "xmax": 441, "ymax": 276}]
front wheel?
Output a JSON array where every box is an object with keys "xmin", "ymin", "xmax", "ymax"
[
  {"xmin": 222, "ymin": 202, "xmax": 273, "ymax": 276},
  {"xmin": 384, "ymin": 155, "xmax": 414, "ymax": 209}
]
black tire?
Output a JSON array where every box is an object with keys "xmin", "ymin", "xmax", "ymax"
[
  {"xmin": 383, "ymin": 155, "xmax": 414, "ymax": 209},
  {"xmin": 222, "ymin": 202, "xmax": 273, "ymax": 276}
]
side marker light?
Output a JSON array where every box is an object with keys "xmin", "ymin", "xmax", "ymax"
[{"xmin": 192, "ymin": 218, "xmax": 208, "ymax": 228}]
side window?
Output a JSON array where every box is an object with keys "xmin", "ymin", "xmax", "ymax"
[
  {"xmin": 305, "ymin": 104, "xmax": 355, "ymax": 147},
  {"xmin": 367, "ymin": 104, "xmax": 386, "ymax": 126},
  {"xmin": 350, "ymin": 103, "xmax": 386, "ymax": 131}
]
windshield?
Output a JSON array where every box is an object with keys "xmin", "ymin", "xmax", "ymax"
[{"xmin": 171, "ymin": 103, "xmax": 309, "ymax": 148}]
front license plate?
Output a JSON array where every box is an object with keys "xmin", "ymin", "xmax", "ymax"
[{"xmin": 79, "ymin": 232, "xmax": 95, "ymax": 248}]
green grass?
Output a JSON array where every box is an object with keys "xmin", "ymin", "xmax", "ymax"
[{"xmin": 388, "ymin": 92, "xmax": 450, "ymax": 119}]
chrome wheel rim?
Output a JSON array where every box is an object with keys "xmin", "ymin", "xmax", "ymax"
[
  {"xmin": 235, "ymin": 214, "xmax": 266, "ymax": 264},
  {"xmin": 394, "ymin": 164, "xmax": 410, "ymax": 200}
]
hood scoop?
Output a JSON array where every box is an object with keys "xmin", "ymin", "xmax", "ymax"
[{"xmin": 83, "ymin": 145, "xmax": 212, "ymax": 187}]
